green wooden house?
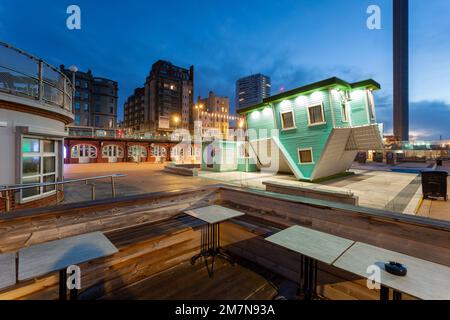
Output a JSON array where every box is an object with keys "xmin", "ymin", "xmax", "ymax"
[{"xmin": 237, "ymin": 77, "xmax": 384, "ymax": 181}]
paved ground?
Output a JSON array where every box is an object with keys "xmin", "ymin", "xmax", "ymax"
[
  {"xmin": 198, "ymin": 168, "xmax": 420, "ymax": 213},
  {"xmin": 63, "ymin": 163, "xmax": 217, "ymax": 204},
  {"xmin": 63, "ymin": 162, "xmax": 424, "ymax": 215}
]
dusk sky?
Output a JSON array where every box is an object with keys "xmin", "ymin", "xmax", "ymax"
[{"xmin": 1, "ymin": 0, "xmax": 449, "ymax": 139}]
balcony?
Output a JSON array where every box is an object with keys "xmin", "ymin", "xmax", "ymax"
[{"xmin": 0, "ymin": 41, "xmax": 74, "ymax": 123}]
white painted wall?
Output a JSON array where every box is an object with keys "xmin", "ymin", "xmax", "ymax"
[{"xmin": 0, "ymin": 108, "xmax": 67, "ymax": 185}]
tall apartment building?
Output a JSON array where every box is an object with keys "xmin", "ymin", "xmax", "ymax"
[
  {"xmin": 124, "ymin": 87, "xmax": 145, "ymax": 133},
  {"xmin": 235, "ymin": 74, "xmax": 271, "ymax": 110},
  {"xmin": 138, "ymin": 60, "xmax": 194, "ymax": 135},
  {"xmin": 196, "ymin": 91, "xmax": 229, "ymax": 137},
  {"xmin": 60, "ymin": 66, "xmax": 118, "ymax": 128}
]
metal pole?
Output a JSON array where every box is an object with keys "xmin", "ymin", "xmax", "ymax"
[
  {"xmin": 38, "ymin": 60, "xmax": 43, "ymax": 102},
  {"xmin": 5, "ymin": 192, "xmax": 10, "ymax": 212},
  {"xmin": 91, "ymin": 184, "xmax": 96, "ymax": 200},
  {"xmin": 71, "ymin": 71, "xmax": 76, "ymax": 114},
  {"xmin": 111, "ymin": 176, "xmax": 116, "ymax": 198}
]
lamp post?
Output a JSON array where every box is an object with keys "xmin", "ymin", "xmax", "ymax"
[
  {"xmin": 194, "ymin": 104, "xmax": 203, "ymax": 137},
  {"xmin": 69, "ymin": 65, "xmax": 78, "ymax": 114}
]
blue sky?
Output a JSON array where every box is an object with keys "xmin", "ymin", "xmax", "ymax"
[{"xmin": 1, "ymin": 0, "xmax": 450, "ymax": 139}]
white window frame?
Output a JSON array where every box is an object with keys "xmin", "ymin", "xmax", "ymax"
[
  {"xmin": 341, "ymin": 101, "xmax": 349, "ymax": 123},
  {"xmin": 280, "ymin": 110, "xmax": 297, "ymax": 130},
  {"xmin": 307, "ymin": 103, "xmax": 326, "ymax": 127},
  {"xmin": 298, "ymin": 147, "xmax": 315, "ymax": 165},
  {"xmin": 21, "ymin": 137, "xmax": 58, "ymax": 203},
  {"xmin": 128, "ymin": 145, "xmax": 147, "ymax": 157},
  {"xmin": 366, "ymin": 90, "xmax": 376, "ymax": 120},
  {"xmin": 151, "ymin": 146, "xmax": 167, "ymax": 157},
  {"xmin": 102, "ymin": 145, "xmax": 124, "ymax": 158},
  {"xmin": 71, "ymin": 144, "xmax": 97, "ymax": 159}
]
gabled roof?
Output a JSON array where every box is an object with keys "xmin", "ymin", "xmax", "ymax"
[{"xmin": 238, "ymin": 77, "xmax": 381, "ymax": 114}]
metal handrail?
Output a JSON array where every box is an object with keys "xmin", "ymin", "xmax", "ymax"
[
  {"xmin": 0, "ymin": 41, "xmax": 74, "ymax": 113},
  {"xmin": 0, "ymin": 174, "xmax": 127, "ymax": 212}
]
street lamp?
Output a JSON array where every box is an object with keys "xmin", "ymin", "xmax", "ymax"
[
  {"xmin": 195, "ymin": 104, "xmax": 204, "ymax": 122},
  {"xmin": 173, "ymin": 115, "xmax": 180, "ymax": 129},
  {"xmin": 69, "ymin": 65, "xmax": 78, "ymax": 113}
]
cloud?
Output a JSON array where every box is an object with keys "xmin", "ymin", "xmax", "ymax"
[
  {"xmin": 372, "ymin": 98, "xmax": 450, "ymax": 140},
  {"xmin": 409, "ymin": 100, "xmax": 450, "ymax": 140}
]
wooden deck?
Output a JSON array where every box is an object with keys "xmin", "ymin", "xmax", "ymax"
[
  {"xmin": 0, "ymin": 185, "xmax": 448, "ymax": 300},
  {"xmin": 102, "ymin": 259, "xmax": 279, "ymax": 300}
]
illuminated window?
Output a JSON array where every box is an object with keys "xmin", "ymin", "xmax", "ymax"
[
  {"xmin": 21, "ymin": 138, "xmax": 58, "ymax": 201},
  {"xmin": 102, "ymin": 145, "xmax": 124, "ymax": 158},
  {"xmin": 71, "ymin": 144, "xmax": 97, "ymax": 158}
]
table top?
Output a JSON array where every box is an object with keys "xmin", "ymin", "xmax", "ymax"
[
  {"xmin": 185, "ymin": 205, "xmax": 245, "ymax": 224},
  {"xmin": 0, "ymin": 252, "xmax": 16, "ymax": 290},
  {"xmin": 265, "ymin": 225, "xmax": 355, "ymax": 265},
  {"xmin": 18, "ymin": 232, "xmax": 118, "ymax": 281},
  {"xmin": 333, "ymin": 242, "xmax": 450, "ymax": 300}
]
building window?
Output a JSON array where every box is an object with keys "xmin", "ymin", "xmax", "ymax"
[
  {"xmin": 21, "ymin": 138, "xmax": 58, "ymax": 201},
  {"xmin": 307, "ymin": 103, "xmax": 325, "ymax": 126},
  {"xmin": 102, "ymin": 145, "xmax": 124, "ymax": 158},
  {"xmin": 341, "ymin": 102, "xmax": 349, "ymax": 123},
  {"xmin": 71, "ymin": 144, "xmax": 97, "ymax": 159},
  {"xmin": 84, "ymin": 103, "xmax": 89, "ymax": 111},
  {"xmin": 75, "ymin": 115, "xmax": 80, "ymax": 126},
  {"xmin": 151, "ymin": 146, "xmax": 167, "ymax": 157},
  {"xmin": 280, "ymin": 110, "xmax": 296, "ymax": 130},
  {"xmin": 84, "ymin": 92, "xmax": 89, "ymax": 99},
  {"xmin": 366, "ymin": 90, "xmax": 376, "ymax": 120},
  {"xmin": 298, "ymin": 148, "xmax": 314, "ymax": 164},
  {"xmin": 74, "ymin": 102, "xmax": 80, "ymax": 111},
  {"xmin": 95, "ymin": 116, "xmax": 100, "ymax": 127},
  {"xmin": 128, "ymin": 145, "xmax": 147, "ymax": 158}
]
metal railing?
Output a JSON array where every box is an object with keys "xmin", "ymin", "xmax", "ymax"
[
  {"xmin": 0, "ymin": 174, "xmax": 127, "ymax": 212},
  {"xmin": 0, "ymin": 41, "xmax": 74, "ymax": 112},
  {"xmin": 66, "ymin": 125, "xmax": 183, "ymax": 141}
]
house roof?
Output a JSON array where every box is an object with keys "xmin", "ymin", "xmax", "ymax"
[{"xmin": 237, "ymin": 77, "xmax": 381, "ymax": 114}]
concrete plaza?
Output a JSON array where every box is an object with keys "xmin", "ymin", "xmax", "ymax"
[{"xmin": 62, "ymin": 162, "xmax": 430, "ymax": 217}]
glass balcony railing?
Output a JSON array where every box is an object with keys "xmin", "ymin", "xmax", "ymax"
[{"xmin": 0, "ymin": 41, "xmax": 74, "ymax": 114}]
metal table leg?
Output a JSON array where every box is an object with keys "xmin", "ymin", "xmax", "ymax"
[
  {"xmin": 191, "ymin": 222, "xmax": 235, "ymax": 277},
  {"xmin": 299, "ymin": 256, "xmax": 318, "ymax": 300},
  {"xmin": 59, "ymin": 269, "xmax": 67, "ymax": 300},
  {"xmin": 380, "ymin": 285, "xmax": 390, "ymax": 301}
]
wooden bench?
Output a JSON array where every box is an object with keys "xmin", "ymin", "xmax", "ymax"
[
  {"xmin": 263, "ymin": 181, "xmax": 359, "ymax": 205},
  {"xmin": 163, "ymin": 165, "xmax": 198, "ymax": 176}
]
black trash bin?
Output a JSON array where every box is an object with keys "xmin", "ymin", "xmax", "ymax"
[
  {"xmin": 436, "ymin": 158, "xmax": 443, "ymax": 167},
  {"xmin": 421, "ymin": 170, "xmax": 448, "ymax": 201}
]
